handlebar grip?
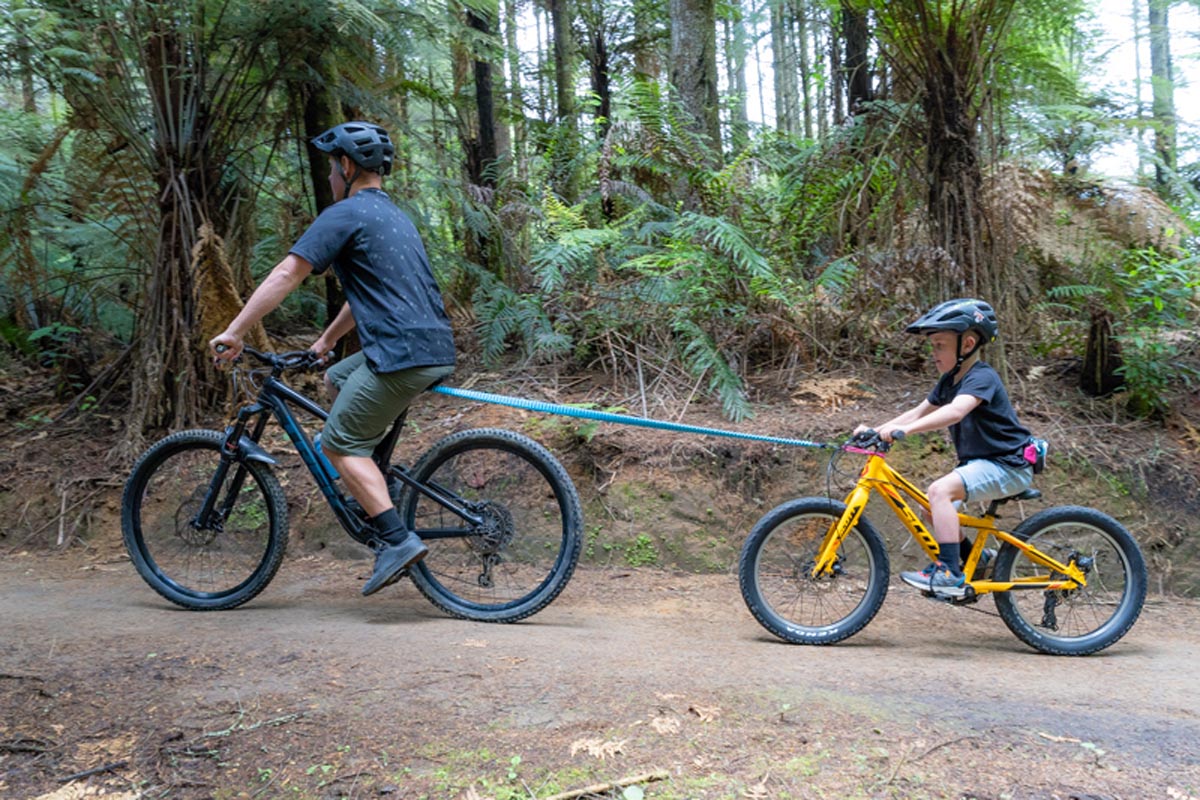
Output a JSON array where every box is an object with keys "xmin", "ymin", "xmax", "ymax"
[
  {"xmin": 891, "ymin": 430, "xmax": 906, "ymax": 441},
  {"xmin": 214, "ymin": 344, "xmax": 228, "ymax": 354}
]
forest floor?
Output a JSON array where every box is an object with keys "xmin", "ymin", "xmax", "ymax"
[{"xmin": 2, "ymin": 351, "xmax": 1200, "ymax": 799}]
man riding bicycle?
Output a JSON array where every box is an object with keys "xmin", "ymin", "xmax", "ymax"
[{"xmin": 210, "ymin": 121, "xmax": 456, "ymax": 596}]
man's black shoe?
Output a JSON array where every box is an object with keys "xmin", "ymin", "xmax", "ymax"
[{"xmin": 361, "ymin": 531, "xmax": 428, "ymax": 596}]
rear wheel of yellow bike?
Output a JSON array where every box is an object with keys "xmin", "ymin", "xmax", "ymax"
[
  {"xmin": 738, "ymin": 497, "xmax": 889, "ymax": 644},
  {"xmin": 992, "ymin": 505, "xmax": 1147, "ymax": 655}
]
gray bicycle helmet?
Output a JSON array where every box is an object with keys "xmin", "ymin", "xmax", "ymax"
[
  {"xmin": 311, "ymin": 121, "xmax": 394, "ymax": 176},
  {"xmin": 906, "ymin": 298, "xmax": 998, "ymax": 367}
]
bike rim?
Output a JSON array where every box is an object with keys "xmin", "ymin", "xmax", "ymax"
[
  {"xmin": 1002, "ymin": 520, "xmax": 1134, "ymax": 643},
  {"xmin": 754, "ymin": 512, "xmax": 876, "ymax": 634},
  {"xmin": 134, "ymin": 446, "xmax": 275, "ymax": 599},
  {"xmin": 410, "ymin": 443, "xmax": 570, "ymax": 612}
]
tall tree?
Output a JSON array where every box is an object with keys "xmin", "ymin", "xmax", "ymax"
[
  {"xmin": 670, "ymin": 0, "xmax": 722, "ymax": 161},
  {"xmin": 874, "ymin": 0, "xmax": 1017, "ymax": 299},
  {"xmin": 1148, "ymin": 0, "xmax": 1176, "ymax": 188},
  {"xmin": 549, "ymin": 0, "xmax": 581, "ymax": 201},
  {"xmin": 723, "ymin": 0, "xmax": 751, "ymax": 152},
  {"xmin": 771, "ymin": 0, "xmax": 798, "ymax": 134},
  {"xmin": 842, "ymin": 0, "xmax": 872, "ymax": 115}
]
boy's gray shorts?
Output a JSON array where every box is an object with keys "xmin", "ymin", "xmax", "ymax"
[
  {"xmin": 954, "ymin": 458, "xmax": 1034, "ymax": 504},
  {"xmin": 321, "ymin": 352, "xmax": 454, "ymax": 457}
]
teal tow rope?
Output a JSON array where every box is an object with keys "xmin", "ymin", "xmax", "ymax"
[{"xmin": 431, "ymin": 385, "xmax": 829, "ymax": 449}]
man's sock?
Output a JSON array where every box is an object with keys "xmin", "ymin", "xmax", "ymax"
[{"xmin": 370, "ymin": 507, "xmax": 407, "ymax": 545}]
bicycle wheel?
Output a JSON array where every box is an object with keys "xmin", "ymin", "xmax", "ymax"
[
  {"xmin": 400, "ymin": 428, "xmax": 582, "ymax": 622},
  {"xmin": 992, "ymin": 505, "xmax": 1146, "ymax": 656},
  {"xmin": 738, "ymin": 497, "xmax": 890, "ymax": 645},
  {"xmin": 122, "ymin": 430, "xmax": 288, "ymax": 610}
]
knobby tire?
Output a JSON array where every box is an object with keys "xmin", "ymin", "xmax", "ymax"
[
  {"xmin": 739, "ymin": 497, "xmax": 890, "ymax": 645},
  {"xmin": 400, "ymin": 428, "xmax": 583, "ymax": 623},
  {"xmin": 121, "ymin": 430, "xmax": 288, "ymax": 610},
  {"xmin": 992, "ymin": 505, "xmax": 1146, "ymax": 655}
]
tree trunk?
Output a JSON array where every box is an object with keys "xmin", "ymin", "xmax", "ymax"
[
  {"xmin": 586, "ymin": 14, "xmax": 613, "ymax": 142},
  {"xmin": 1132, "ymin": 0, "xmax": 1145, "ymax": 180},
  {"xmin": 296, "ymin": 51, "xmax": 356, "ymax": 359},
  {"xmin": 1080, "ymin": 307, "xmax": 1123, "ymax": 397},
  {"xmin": 633, "ymin": 1, "xmax": 662, "ymax": 80},
  {"xmin": 793, "ymin": 0, "xmax": 812, "ymax": 139},
  {"xmin": 771, "ymin": 1, "xmax": 795, "ymax": 135},
  {"xmin": 17, "ymin": 34, "xmax": 37, "ymax": 113},
  {"xmin": 504, "ymin": 0, "xmax": 526, "ymax": 172},
  {"xmin": 724, "ymin": 0, "xmax": 751, "ymax": 154},
  {"xmin": 670, "ymin": 0, "xmax": 723, "ymax": 166},
  {"xmin": 549, "ymin": 0, "xmax": 580, "ymax": 201},
  {"xmin": 842, "ymin": 0, "xmax": 871, "ymax": 114},
  {"xmin": 466, "ymin": 6, "xmax": 500, "ymax": 190},
  {"xmin": 924, "ymin": 54, "xmax": 984, "ymax": 292},
  {"xmin": 1148, "ymin": 0, "xmax": 1176, "ymax": 188}
]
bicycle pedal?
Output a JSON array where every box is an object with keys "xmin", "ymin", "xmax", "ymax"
[{"xmin": 920, "ymin": 586, "xmax": 978, "ymax": 605}]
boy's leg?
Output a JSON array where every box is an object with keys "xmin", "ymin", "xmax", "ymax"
[
  {"xmin": 928, "ymin": 471, "xmax": 967, "ymax": 568},
  {"xmin": 900, "ymin": 471, "xmax": 969, "ymax": 596}
]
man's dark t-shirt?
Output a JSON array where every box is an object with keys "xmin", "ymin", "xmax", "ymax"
[
  {"xmin": 290, "ymin": 189, "xmax": 456, "ymax": 373},
  {"xmin": 927, "ymin": 362, "xmax": 1031, "ymax": 468}
]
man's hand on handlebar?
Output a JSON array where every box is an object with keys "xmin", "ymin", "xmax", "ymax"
[{"xmin": 210, "ymin": 332, "xmax": 243, "ymax": 367}]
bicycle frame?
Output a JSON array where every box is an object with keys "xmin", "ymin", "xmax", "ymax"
[
  {"xmin": 199, "ymin": 363, "xmax": 483, "ymax": 545},
  {"xmin": 813, "ymin": 446, "xmax": 1088, "ymax": 595}
]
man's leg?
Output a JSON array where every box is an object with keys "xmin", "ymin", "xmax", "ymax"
[{"xmin": 322, "ymin": 362, "xmax": 454, "ymax": 595}]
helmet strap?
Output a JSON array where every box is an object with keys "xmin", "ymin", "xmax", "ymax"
[
  {"xmin": 954, "ymin": 332, "xmax": 983, "ymax": 370},
  {"xmin": 334, "ymin": 157, "xmax": 362, "ymax": 200}
]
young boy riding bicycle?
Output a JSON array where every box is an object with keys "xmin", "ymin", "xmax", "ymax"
[{"xmin": 856, "ymin": 298, "xmax": 1035, "ymax": 598}]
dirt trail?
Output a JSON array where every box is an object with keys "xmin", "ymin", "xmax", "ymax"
[{"xmin": 2, "ymin": 551, "xmax": 1199, "ymax": 800}]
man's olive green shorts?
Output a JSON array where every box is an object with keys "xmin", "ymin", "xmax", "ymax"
[{"xmin": 321, "ymin": 352, "xmax": 454, "ymax": 458}]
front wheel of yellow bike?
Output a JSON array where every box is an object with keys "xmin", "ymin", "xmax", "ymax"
[
  {"xmin": 738, "ymin": 497, "xmax": 890, "ymax": 645},
  {"xmin": 992, "ymin": 505, "xmax": 1147, "ymax": 656}
]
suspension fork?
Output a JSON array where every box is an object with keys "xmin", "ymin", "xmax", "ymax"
[
  {"xmin": 194, "ymin": 406, "xmax": 271, "ymax": 529},
  {"xmin": 811, "ymin": 483, "xmax": 872, "ymax": 577}
]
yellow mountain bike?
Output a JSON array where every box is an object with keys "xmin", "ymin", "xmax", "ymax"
[{"xmin": 738, "ymin": 431, "xmax": 1147, "ymax": 655}]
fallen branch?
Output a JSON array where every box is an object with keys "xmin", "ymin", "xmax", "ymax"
[
  {"xmin": 0, "ymin": 737, "xmax": 53, "ymax": 754},
  {"xmin": 59, "ymin": 760, "xmax": 127, "ymax": 783},
  {"xmin": 542, "ymin": 769, "xmax": 670, "ymax": 800}
]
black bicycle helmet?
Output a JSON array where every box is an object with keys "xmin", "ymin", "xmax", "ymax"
[
  {"xmin": 906, "ymin": 298, "xmax": 999, "ymax": 343},
  {"xmin": 311, "ymin": 121, "xmax": 394, "ymax": 176},
  {"xmin": 906, "ymin": 298, "xmax": 998, "ymax": 367}
]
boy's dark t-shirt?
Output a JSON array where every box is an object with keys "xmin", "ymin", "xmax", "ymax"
[
  {"xmin": 927, "ymin": 362, "xmax": 1031, "ymax": 468},
  {"xmin": 289, "ymin": 188, "xmax": 456, "ymax": 374}
]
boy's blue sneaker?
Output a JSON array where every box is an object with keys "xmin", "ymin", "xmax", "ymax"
[{"xmin": 900, "ymin": 561, "xmax": 967, "ymax": 598}]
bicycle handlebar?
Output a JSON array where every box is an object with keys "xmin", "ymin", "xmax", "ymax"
[
  {"xmin": 846, "ymin": 428, "xmax": 903, "ymax": 452},
  {"xmin": 214, "ymin": 344, "xmax": 333, "ymax": 373}
]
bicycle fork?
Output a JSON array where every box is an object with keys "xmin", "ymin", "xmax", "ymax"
[{"xmin": 193, "ymin": 411, "xmax": 274, "ymax": 531}]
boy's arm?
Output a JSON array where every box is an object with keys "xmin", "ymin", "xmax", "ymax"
[
  {"xmin": 883, "ymin": 394, "xmax": 980, "ymax": 440},
  {"xmin": 855, "ymin": 400, "xmax": 933, "ymax": 436}
]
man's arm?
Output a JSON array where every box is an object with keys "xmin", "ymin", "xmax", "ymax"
[
  {"xmin": 312, "ymin": 303, "xmax": 357, "ymax": 356},
  {"xmin": 211, "ymin": 254, "xmax": 314, "ymax": 361}
]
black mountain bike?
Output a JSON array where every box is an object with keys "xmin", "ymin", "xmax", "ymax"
[{"xmin": 121, "ymin": 348, "xmax": 583, "ymax": 622}]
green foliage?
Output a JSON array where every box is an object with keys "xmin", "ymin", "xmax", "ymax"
[
  {"xmin": 1048, "ymin": 245, "xmax": 1199, "ymax": 417},
  {"xmin": 1112, "ymin": 247, "xmax": 1200, "ymax": 416}
]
